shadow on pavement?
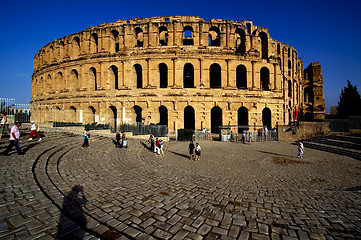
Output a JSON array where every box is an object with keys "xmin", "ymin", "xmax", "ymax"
[
  {"xmin": 168, "ymin": 150, "xmax": 190, "ymax": 159},
  {"xmin": 57, "ymin": 185, "xmax": 87, "ymax": 239}
]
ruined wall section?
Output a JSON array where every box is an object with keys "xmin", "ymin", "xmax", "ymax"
[{"xmin": 31, "ymin": 16, "xmax": 308, "ymax": 134}]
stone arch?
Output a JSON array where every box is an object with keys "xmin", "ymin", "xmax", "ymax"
[
  {"xmin": 210, "ymin": 63, "xmax": 221, "ymax": 88},
  {"xmin": 235, "ymin": 28, "xmax": 246, "ymax": 54},
  {"xmin": 184, "ymin": 106, "xmax": 195, "ymax": 130},
  {"xmin": 211, "ymin": 106, "xmax": 222, "ymax": 133},
  {"xmin": 209, "ymin": 26, "xmax": 220, "ymax": 46},
  {"xmin": 84, "ymin": 106, "xmax": 96, "ymax": 124},
  {"xmin": 260, "ymin": 67, "xmax": 270, "ymax": 90},
  {"xmin": 70, "ymin": 69, "xmax": 79, "ymax": 91},
  {"xmin": 69, "ymin": 106, "xmax": 77, "ymax": 123},
  {"xmin": 46, "ymin": 74, "xmax": 52, "ymax": 93},
  {"xmin": 236, "ymin": 65, "xmax": 247, "ymax": 89},
  {"xmin": 159, "ymin": 26, "xmax": 168, "ymax": 46},
  {"xmin": 259, "ymin": 32, "xmax": 268, "ymax": 59},
  {"xmin": 183, "ymin": 63, "xmax": 194, "ymax": 88},
  {"xmin": 55, "ymin": 106, "xmax": 62, "ymax": 122},
  {"xmin": 135, "ymin": 27, "xmax": 143, "ymax": 47},
  {"xmin": 111, "ymin": 30, "xmax": 120, "ymax": 52},
  {"xmin": 159, "ymin": 63, "xmax": 168, "ymax": 88},
  {"xmin": 109, "ymin": 65, "xmax": 118, "ymax": 89},
  {"xmin": 134, "ymin": 64, "xmax": 143, "ymax": 88},
  {"xmin": 72, "ymin": 36, "xmax": 81, "ymax": 58},
  {"xmin": 109, "ymin": 106, "xmax": 117, "ymax": 130},
  {"xmin": 183, "ymin": 26, "xmax": 194, "ymax": 45},
  {"xmin": 238, "ymin": 106, "xmax": 249, "ymax": 133},
  {"xmin": 56, "ymin": 72, "xmax": 64, "ymax": 91},
  {"xmin": 262, "ymin": 107, "xmax": 271, "ymax": 129},
  {"xmin": 133, "ymin": 105, "xmax": 142, "ymax": 123},
  {"xmin": 159, "ymin": 105, "xmax": 168, "ymax": 126},
  {"xmin": 90, "ymin": 33, "xmax": 98, "ymax": 53},
  {"xmin": 89, "ymin": 67, "xmax": 97, "ymax": 90}
]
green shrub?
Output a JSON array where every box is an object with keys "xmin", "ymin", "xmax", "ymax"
[{"xmin": 177, "ymin": 129, "xmax": 194, "ymax": 141}]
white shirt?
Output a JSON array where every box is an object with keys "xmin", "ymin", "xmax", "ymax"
[
  {"xmin": 9, "ymin": 125, "xmax": 20, "ymax": 140},
  {"xmin": 30, "ymin": 123, "xmax": 37, "ymax": 131},
  {"xmin": 195, "ymin": 145, "xmax": 201, "ymax": 152}
]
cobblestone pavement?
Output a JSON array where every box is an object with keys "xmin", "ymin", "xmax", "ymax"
[{"xmin": 0, "ymin": 129, "xmax": 360, "ymax": 240}]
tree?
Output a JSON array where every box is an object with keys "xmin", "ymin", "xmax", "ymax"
[{"xmin": 338, "ymin": 80, "xmax": 361, "ymax": 117}]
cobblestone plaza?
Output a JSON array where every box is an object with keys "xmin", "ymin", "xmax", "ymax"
[{"xmin": 0, "ymin": 128, "xmax": 360, "ymax": 239}]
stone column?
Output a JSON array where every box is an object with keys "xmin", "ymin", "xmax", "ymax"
[
  {"xmin": 273, "ymin": 63, "xmax": 277, "ymax": 90},
  {"xmin": 199, "ymin": 58, "xmax": 205, "ymax": 88},
  {"xmin": 251, "ymin": 61, "xmax": 256, "ymax": 89},
  {"xmin": 226, "ymin": 59, "xmax": 230, "ymax": 88},
  {"xmin": 121, "ymin": 60, "xmax": 125, "ymax": 88}
]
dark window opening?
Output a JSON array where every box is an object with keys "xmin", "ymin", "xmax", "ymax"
[
  {"xmin": 159, "ymin": 63, "xmax": 168, "ymax": 88},
  {"xmin": 134, "ymin": 105, "xmax": 142, "ymax": 123},
  {"xmin": 262, "ymin": 108, "xmax": 271, "ymax": 129},
  {"xmin": 288, "ymin": 80, "xmax": 292, "ymax": 98},
  {"xmin": 135, "ymin": 64, "xmax": 142, "ymax": 88},
  {"xmin": 235, "ymin": 29, "xmax": 246, "ymax": 54},
  {"xmin": 238, "ymin": 107, "xmax": 249, "ymax": 133},
  {"xmin": 277, "ymin": 44, "xmax": 280, "ymax": 55},
  {"xmin": 135, "ymin": 28, "xmax": 143, "ymax": 47},
  {"xmin": 111, "ymin": 65, "xmax": 118, "ymax": 89},
  {"xmin": 184, "ymin": 106, "xmax": 195, "ymax": 130},
  {"xmin": 260, "ymin": 67, "xmax": 270, "ymax": 90},
  {"xmin": 159, "ymin": 106, "xmax": 168, "ymax": 126},
  {"xmin": 183, "ymin": 63, "xmax": 194, "ymax": 88},
  {"xmin": 259, "ymin": 32, "xmax": 268, "ymax": 60},
  {"xmin": 211, "ymin": 106, "xmax": 222, "ymax": 134},
  {"xmin": 236, "ymin": 65, "xmax": 247, "ymax": 89},
  {"xmin": 210, "ymin": 63, "xmax": 221, "ymax": 88},
  {"xmin": 246, "ymin": 23, "xmax": 251, "ymax": 34},
  {"xmin": 159, "ymin": 26, "xmax": 168, "ymax": 46}
]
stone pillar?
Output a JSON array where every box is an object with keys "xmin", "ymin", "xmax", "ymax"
[
  {"xmin": 199, "ymin": 58, "xmax": 205, "ymax": 88},
  {"xmin": 226, "ymin": 59, "xmax": 230, "ymax": 88},
  {"xmin": 251, "ymin": 61, "xmax": 256, "ymax": 89},
  {"xmin": 121, "ymin": 60, "xmax": 125, "ymax": 88},
  {"xmin": 273, "ymin": 63, "xmax": 277, "ymax": 90}
]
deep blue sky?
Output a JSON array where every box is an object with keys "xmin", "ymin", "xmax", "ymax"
[{"xmin": 1, "ymin": 0, "xmax": 360, "ymax": 113}]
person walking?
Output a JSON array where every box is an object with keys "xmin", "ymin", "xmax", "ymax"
[
  {"xmin": 297, "ymin": 141, "xmax": 304, "ymax": 159},
  {"xmin": 28, "ymin": 121, "xmax": 42, "ymax": 141},
  {"xmin": 159, "ymin": 139, "xmax": 164, "ymax": 154},
  {"xmin": 149, "ymin": 133, "xmax": 154, "ymax": 152},
  {"xmin": 195, "ymin": 143, "xmax": 201, "ymax": 161},
  {"xmin": 248, "ymin": 134, "xmax": 252, "ymax": 144},
  {"xmin": 188, "ymin": 140, "xmax": 195, "ymax": 160},
  {"xmin": 122, "ymin": 132, "xmax": 127, "ymax": 148},
  {"xmin": 155, "ymin": 138, "xmax": 160, "ymax": 154},
  {"xmin": 82, "ymin": 129, "xmax": 90, "ymax": 149},
  {"xmin": 0, "ymin": 111, "xmax": 8, "ymax": 140},
  {"xmin": 3, "ymin": 121, "xmax": 23, "ymax": 155},
  {"xmin": 242, "ymin": 132, "xmax": 246, "ymax": 144},
  {"xmin": 115, "ymin": 131, "xmax": 121, "ymax": 148}
]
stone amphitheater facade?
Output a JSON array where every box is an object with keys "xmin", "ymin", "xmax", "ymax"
[{"xmin": 31, "ymin": 16, "xmax": 325, "ymax": 135}]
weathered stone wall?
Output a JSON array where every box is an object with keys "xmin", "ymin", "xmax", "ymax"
[
  {"xmin": 31, "ymin": 16, "xmax": 312, "ymax": 135},
  {"xmin": 278, "ymin": 122, "xmax": 331, "ymax": 142}
]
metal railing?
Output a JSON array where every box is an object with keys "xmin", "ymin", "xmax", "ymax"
[{"xmin": 119, "ymin": 123, "xmax": 168, "ymax": 137}]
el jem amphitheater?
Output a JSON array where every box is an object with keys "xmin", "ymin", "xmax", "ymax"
[{"xmin": 30, "ymin": 16, "xmax": 325, "ymax": 134}]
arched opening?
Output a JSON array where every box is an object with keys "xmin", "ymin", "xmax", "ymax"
[
  {"xmin": 109, "ymin": 106, "xmax": 117, "ymax": 130},
  {"xmin": 183, "ymin": 26, "xmax": 194, "ymax": 45},
  {"xmin": 260, "ymin": 67, "xmax": 270, "ymax": 90},
  {"xmin": 47, "ymin": 74, "xmax": 52, "ymax": 93},
  {"xmin": 134, "ymin": 64, "xmax": 142, "ymax": 88},
  {"xmin": 262, "ymin": 108, "xmax": 271, "ymax": 129},
  {"xmin": 209, "ymin": 27, "xmax": 220, "ymax": 46},
  {"xmin": 57, "ymin": 72, "xmax": 63, "ymax": 91},
  {"xmin": 159, "ymin": 63, "xmax": 168, "ymax": 88},
  {"xmin": 210, "ymin": 63, "xmax": 221, "ymax": 88},
  {"xmin": 70, "ymin": 106, "xmax": 77, "ymax": 123},
  {"xmin": 236, "ymin": 65, "xmax": 247, "ymax": 89},
  {"xmin": 183, "ymin": 63, "xmax": 194, "ymax": 88},
  {"xmin": 238, "ymin": 107, "xmax": 248, "ymax": 133},
  {"xmin": 134, "ymin": 105, "xmax": 142, "ymax": 123},
  {"xmin": 184, "ymin": 106, "xmax": 195, "ymax": 130},
  {"xmin": 235, "ymin": 28, "xmax": 246, "ymax": 54},
  {"xmin": 70, "ymin": 69, "xmax": 78, "ymax": 90},
  {"xmin": 111, "ymin": 30, "xmax": 120, "ymax": 52},
  {"xmin": 90, "ymin": 33, "xmax": 98, "ymax": 53},
  {"xmin": 277, "ymin": 44, "xmax": 280, "ymax": 55},
  {"xmin": 110, "ymin": 65, "xmax": 118, "ymax": 89},
  {"xmin": 88, "ymin": 106, "xmax": 96, "ymax": 123},
  {"xmin": 211, "ymin": 106, "xmax": 222, "ymax": 134},
  {"xmin": 55, "ymin": 106, "xmax": 61, "ymax": 122},
  {"xmin": 90, "ymin": 67, "xmax": 97, "ymax": 90},
  {"xmin": 135, "ymin": 28, "xmax": 143, "ymax": 47},
  {"xmin": 259, "ymin": 32, "xmax": 268, "ymax": 60},
  {"xmin": 159, "ymin": 106, "xmax": 168, "ymax": 126},
  {"xmin": 159, "ymin": 26, "xmax": 168, "ymax": 46},
  {"xmin": 72, "ymin": 36, "xmax": 80, "ymax": 58}
]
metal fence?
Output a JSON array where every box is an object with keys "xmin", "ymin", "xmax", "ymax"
[
  {"xmin": 119, "ymin": 123, "xmax": 168, "ymax": 137},
  {"xmin": 0, "ymin": 98, "xmax": 31, "ymax": 123},
  {"xmin": 194, "ymin": 129, "xmax": 210, "ymax": 141}
]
